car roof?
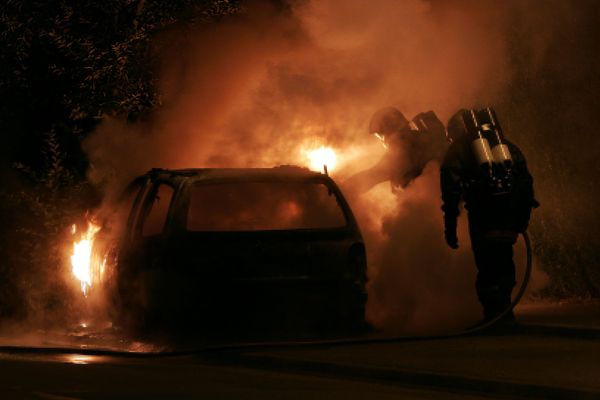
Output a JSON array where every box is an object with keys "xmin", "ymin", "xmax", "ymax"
[{"xmin": 145, "ymin": 166, "xmax": 328, "ymax": 182}]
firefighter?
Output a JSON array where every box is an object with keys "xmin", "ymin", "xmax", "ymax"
[
  {"xmin": 441, "ymin": 108, "xmax": 538, "ymax": 324},
  {"xmin": 344, "ymin": 107, "xmax": 448, "ymax": 194}
]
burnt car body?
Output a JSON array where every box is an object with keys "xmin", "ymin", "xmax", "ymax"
[{"xmin": 108, "ymin": 166, "xmax": 368, "ymax": 333}]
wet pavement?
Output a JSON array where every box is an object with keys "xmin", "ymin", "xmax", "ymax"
[{"xmin": 0, "ymin": 301, "xmax": 599, "ymax": 399}]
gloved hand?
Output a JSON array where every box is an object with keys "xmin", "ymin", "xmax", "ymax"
[{"xmin": 445, "ymin": 229, "xmax": 458, "ymax": 249}]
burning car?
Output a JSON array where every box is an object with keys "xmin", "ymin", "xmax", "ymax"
[{"xmin": 106, "ymin": 166, "xmax": 368, "ymax": 333}]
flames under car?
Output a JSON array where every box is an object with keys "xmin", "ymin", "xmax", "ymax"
[{"xmin": 107, "ymin": 166, "xmax": 368, "ymax": 332}]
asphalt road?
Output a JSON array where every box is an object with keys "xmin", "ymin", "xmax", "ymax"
[
  {"xmin": 0, "ymin": 302, "xmax": 598, "ymax": 399},
  {"xmin": 0, "ymin": 352, "xmax": 497, "ymax": 400}
]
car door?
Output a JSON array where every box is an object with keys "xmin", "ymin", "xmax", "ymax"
[{"xmin": 118, "ymin": 180, "xmax": 176, "ymax": 314}]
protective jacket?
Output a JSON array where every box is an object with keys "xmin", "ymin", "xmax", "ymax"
[{"xmin": 440, "ymin": 137, "xmax": 536, "ymax": 238}]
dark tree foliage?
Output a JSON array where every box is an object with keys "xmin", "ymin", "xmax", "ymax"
[
  {"xmin": 500, "ymin": 2, "xmax": 600, "ymax": 299},
  {"xmin": 0, "ymin": 0, "xmax": 239, "ymax": 322},
  {"xmin": 1, "ymin": 0, "xmax": 239, "ymax": 171}
]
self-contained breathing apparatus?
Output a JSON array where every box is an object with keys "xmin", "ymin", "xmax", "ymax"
[
  {"xmin": 365, "ymin": 107, "xmax": 448, "ymax": 192},
  {"xmin": 461, "ymin": 108, "xmax": 514, "ymax": 196},
  {"xmin": 409, "ymin": 110, "xmax": 444, "ymax": 134},
  {"xmin": 391, "ymin": 110, "xmax": 447, "ymax": 191}
]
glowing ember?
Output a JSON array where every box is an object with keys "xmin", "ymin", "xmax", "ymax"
[
  {"xmin": 70, "ymin": 220, "xmax": 102, "ymax": 296},
  {"xmin": 303, "ymin": 146, "xmax": 337, "ymax": 173}
]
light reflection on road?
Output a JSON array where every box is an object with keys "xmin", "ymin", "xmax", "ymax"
[
  {"xmin": 64, "ymin": 354, "xmax": 95, "ymax": 364},
  {"xmin": 0, "ymin": 321, "xmax": 169, "ymax": 356}
]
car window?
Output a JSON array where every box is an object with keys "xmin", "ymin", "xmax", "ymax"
[
  {"xmin": 120, "ymin": 178, "xmax": 149, "ymax": 235},
  {"xmin": 141, "ymin": 183, "xmax": 174, "ymax": 237},
  {"xmin": 187, "ymin": 181, "xmax": 347, "ymax": 231}
]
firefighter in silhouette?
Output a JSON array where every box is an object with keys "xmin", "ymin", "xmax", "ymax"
[
  {"xmin": 441, "ymin": 108, "xmax": 538, "ymax": 324},
  {"xmin": 345, "ymin": 107, "xmax": 448, "ymax": 193}
]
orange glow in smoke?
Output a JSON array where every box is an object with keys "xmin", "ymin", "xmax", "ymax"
[
  {"xmin": 303, "ymin": 146, "xmax": 337, "ymax": 173},
  {"xmin": 70, "ymin": 219, "xmax": 104, "ymax": 296}
]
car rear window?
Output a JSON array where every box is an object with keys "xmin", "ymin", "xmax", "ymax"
[{"xmin": 187, "ymin": 181, "xmax": 347, "ymax": 231}]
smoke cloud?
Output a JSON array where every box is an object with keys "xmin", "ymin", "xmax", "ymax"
[
  {"xmin": 85, "ymin": 0, "xmax": 514, "ymax": 184},
  {"xmin": 83, "ymin": 0, "xmax": 570, "ymax": 334}
]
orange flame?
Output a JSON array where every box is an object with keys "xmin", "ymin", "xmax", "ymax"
[
  {"xmin": 70, "ymin": 220, "xmax": 104, "ymax": 296},
  {"xmin": 302, "ymin": 146, "xmax": 337, "ymax": 173}
]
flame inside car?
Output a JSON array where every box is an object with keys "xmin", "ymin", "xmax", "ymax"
[
  {"xmin": 70, "ymin": 219, "xmax": 104, "ymax": 296},
  {"xmin": 303, "ymin": 146, "xmax": 337, "ymax": 173}
]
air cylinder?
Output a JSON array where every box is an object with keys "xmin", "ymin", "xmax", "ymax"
[
  {"xmin": 484, "ymin": 108, "xmax": 513, "ymax": 168},
  {"xmin": 464, "ymin": 110, "xmax": 494, "ymax": 171}
]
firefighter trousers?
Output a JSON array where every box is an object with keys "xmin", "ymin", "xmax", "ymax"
[{"xmin": 470, "ymin": 234, "xmax": 517, "ymax": 321}]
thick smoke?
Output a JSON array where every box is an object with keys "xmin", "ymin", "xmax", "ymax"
[
  {"xmin": 84, "ymin": 0, "xmax": 558, "ymax": 333},
  {"xmin": 85, "ymin": 0, "xmax": 514, "ymax": 185}
]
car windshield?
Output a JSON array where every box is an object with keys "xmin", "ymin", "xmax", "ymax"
[{"xmin": 187, "ymin": 181, "xmax": 347, "ymax": 231}]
